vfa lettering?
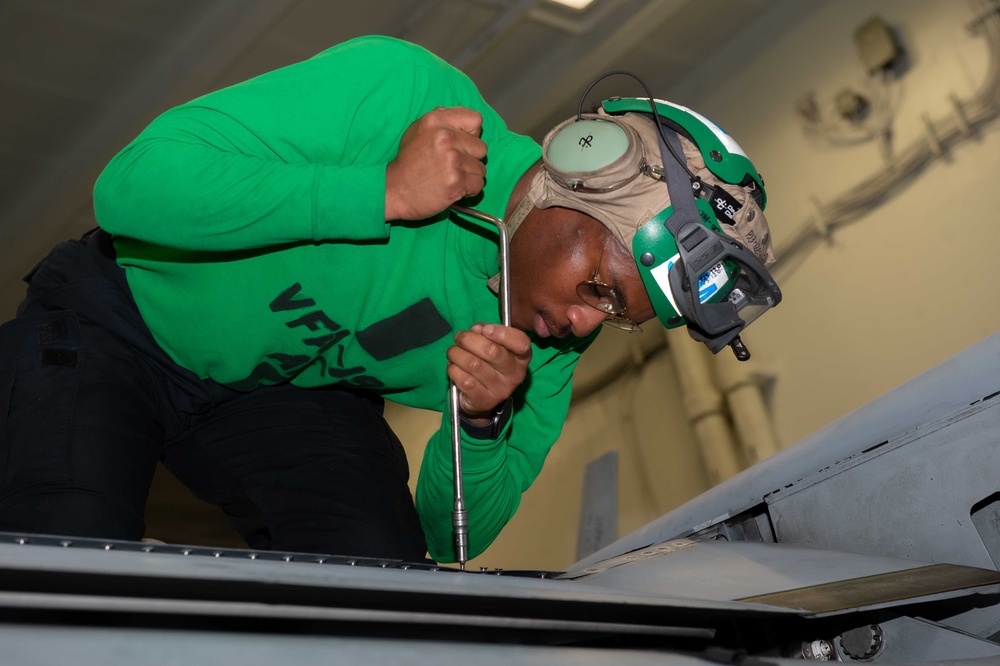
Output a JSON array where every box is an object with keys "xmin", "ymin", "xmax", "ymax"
[{"xmin": 264, "ymin": 283, "xmax": 383, "ymax": 389}]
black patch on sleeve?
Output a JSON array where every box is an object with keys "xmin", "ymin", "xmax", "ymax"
[
  {"xmin": 42, "ymin": 349, "xmax": 77, "ymax": 367},
  {"xmin": 37, "ymin": 319, "xmax": 69, "ymax": 344},
  {"xmin": 357, "ymin": 298, "xmax": 452, "ymax": 361}
]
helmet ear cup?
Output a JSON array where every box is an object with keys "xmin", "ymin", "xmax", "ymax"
[{"xmin": 545, "ymin": 118, "xmax": 630, "ymax": 175}]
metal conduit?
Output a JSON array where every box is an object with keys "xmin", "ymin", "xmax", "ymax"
[
  {"xmin": 776, "ymin": 0, "xmax": 1000, "ymax": 270},
  {"xmin": 673, "ymin": 0, "xmax": 1000, "ymax": 480},
  {"xmin": 664, "ymin": 327, "xmax": 743, "ymax": 486}
]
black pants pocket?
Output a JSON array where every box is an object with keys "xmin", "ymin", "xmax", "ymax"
[{"xmin": 0, "ymin": 310, "xmax": 81, "ymax": 495}]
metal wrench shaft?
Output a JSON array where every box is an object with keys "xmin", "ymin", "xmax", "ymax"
[{"xmin": 448, "ymin": 205, "xmax": 511, "ymax": 570}]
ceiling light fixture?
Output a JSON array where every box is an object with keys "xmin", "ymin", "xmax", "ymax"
[{"xmin": 547, "ymin": 0, "xmax": 597, "ymax": 9}]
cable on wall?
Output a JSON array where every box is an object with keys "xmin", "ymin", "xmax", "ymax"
[{"xmin": 773, "ymin": 0, "xmax": 1000, "ymax": 277}]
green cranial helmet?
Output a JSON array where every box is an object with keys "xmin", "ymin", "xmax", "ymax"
[{"xmin": 538, "ymin": 84, "xmax": 781, "ymax": 361}]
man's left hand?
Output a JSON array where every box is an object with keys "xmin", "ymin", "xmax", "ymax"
[{"xmin": 447, "ymin": 323, "xmax": 532, "ymax": 423}]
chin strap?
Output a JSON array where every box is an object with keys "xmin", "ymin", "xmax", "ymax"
[{"xmin": 487, "ymin": 187, "xmax": 536, "ymax": 295}]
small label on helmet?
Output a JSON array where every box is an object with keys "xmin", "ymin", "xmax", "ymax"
[
  {"xmin": 710, "ymin": 187, "xmax": 741, "ymax": 225},
  {"xmin": 652, "ymin": 255, "xmax": 729, "ymax": 313}
]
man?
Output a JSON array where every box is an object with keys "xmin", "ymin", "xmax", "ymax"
[{"xmin": 0, "ymin": 36, "xmax": 775, "ymax": 563}]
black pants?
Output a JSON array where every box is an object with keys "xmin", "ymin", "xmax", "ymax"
[{"xmin": 0, "ymin": 231, "xmax": 428, "ymax": 562}]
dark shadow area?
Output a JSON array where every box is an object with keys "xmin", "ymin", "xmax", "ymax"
[{"xmin": 143, "ymin": 463, "xmax": 244, "ymax": 548}]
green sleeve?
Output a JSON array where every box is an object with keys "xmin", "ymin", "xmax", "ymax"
[
  {"xmin": 93, "ymin": 36, "xmax": 500, "ymax": 252},
  {"xmin": 95, "ymin": 133, "xmax": 390, "ymax": 251},
  {"xmin": 415, "ymin": 332, "xmax": 598, "ymax": 562}
]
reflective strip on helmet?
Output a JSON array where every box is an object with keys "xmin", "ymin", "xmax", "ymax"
[{"xmin": 648, "ymin": 98, "xmax": 748, "ymax": 159}]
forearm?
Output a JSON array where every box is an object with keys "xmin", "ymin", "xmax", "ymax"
[
  {"xmin": 416, "ymin": 331, "xmax": 598, "ymax": 563},
  {"xmin": 415, "ymin": 420, "xmax": 524, "ymax": 563}
]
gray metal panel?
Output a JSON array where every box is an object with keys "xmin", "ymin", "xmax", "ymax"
[
  {"xmin": 834, "ymin": 617, "xmax": 1000, "ymax": 663},
  {"xmin": 0, "ymin": 539, "xmax": 790, "ymax": 617},
  {"xmin": 562, "ymin": 539, "xmax": 1000, "ymax": 617},
  {"xmin": 0, "ymin": 591, "xmax": 712, "ymax": 639},
  {"xmin": 574, "ymin": 332, "xmax": 1000, "ymax": 568},
  {"xmin": 766, "ymin": 395, "xmax": 1000, "ymax": 569},
  {"xmin": 760, "ymin": 389, "xmax": 1000, "ymax": 637},
  {"xmin": 565, "ymin": 540, "xmax": 925, "ymax": 593},
  {"xmin": 577, "ymin": 450, "xmax": 619, "ymax": 561},
  {"xmin": 0, "ymin": 625, "xmax": 736, "ymax": 666}
]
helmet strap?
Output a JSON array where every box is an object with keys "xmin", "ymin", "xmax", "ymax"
[
  {"xmin": 655, "ymin": 122, "xmax": 750, "ymax": 351},
  {"xmin": 656, "ymin": 122, "xmax": 701, "ymax": 231},
  {"xmin": 651, "ymin": 121, "xmax": 782, "ymax": 359}
]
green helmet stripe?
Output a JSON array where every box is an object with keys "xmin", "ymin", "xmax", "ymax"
[{"xmin": 602, "ymin": 97, "xmax": 766, "ymax": 208}]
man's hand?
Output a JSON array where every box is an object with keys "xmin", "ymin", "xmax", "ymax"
[
  {"xmin": 385, "ymin": 107, "xmax": 488, "ymax": 221},
  {"xmin": 447, "ymin": 323, "xmax": 532, "ymax": 422}
]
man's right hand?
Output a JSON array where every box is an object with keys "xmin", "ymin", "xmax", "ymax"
[{"xmin": 385, "ymin": 107, "xmax": 488, "ymax": 221}]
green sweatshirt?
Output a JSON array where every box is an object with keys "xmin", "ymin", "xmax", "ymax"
[{"xmin": 93, "ymin": 36, "xmax": 595, "ymax": 562}]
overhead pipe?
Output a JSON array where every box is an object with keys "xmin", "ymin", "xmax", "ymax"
[
  {"xmin": 713, "ymin": 356, "xmax": 781, "ymax": 465},
  {"xmin": 664, "ymin": 328, "xmax": 743, "ymax": 486}
]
